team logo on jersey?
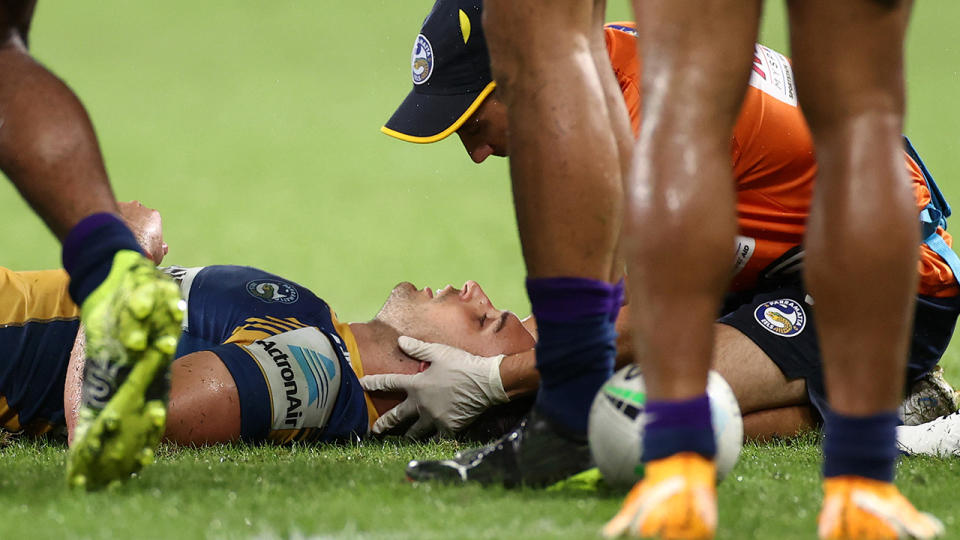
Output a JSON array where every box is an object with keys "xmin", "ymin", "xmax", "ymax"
[
  {"xmin": 754, "ymin": 298, "xmax": 806, "ymax": 337},
  {"xmin": 411, "ymin": 34, "xmax": 434, "ymax": 85},
  {"xmin": 246, "ymin": 279, "xmax": 299, "ymax": 304}
]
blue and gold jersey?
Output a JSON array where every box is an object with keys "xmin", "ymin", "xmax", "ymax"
[
  {"xmin": 165, "ymin": 265, "xmax": 372, "ymax": 444},
  {"xmin": 0, "ymin": 268, "xmax": 79, "ymax": 436}
]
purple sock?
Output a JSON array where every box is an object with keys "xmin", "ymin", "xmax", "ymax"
[
  {"xmin": 642, "ymin": 394, "xmax": 716, "ymax": 461},
  {"xmin": 527, "ymin": 277, "xmax": 621, "ymax": 436},
  {"xmin": 62, "ymin": 213, "xmax": 141, "ymax": 305},
  {"xmin": 823, "ymin": 410, "xmax": 899, "ymax": 482}
]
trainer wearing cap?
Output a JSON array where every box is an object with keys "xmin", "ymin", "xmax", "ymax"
[
  {"xmin": 381, "ymin": 0, "xmax": 495, "ymax": 144},
  {"xmin": 382, "ymin": 4, "xmax": 640, "ymax": 163},
  {"xmin": 373, "ymin": 0, "xmax": 636, "ymax": 489}
]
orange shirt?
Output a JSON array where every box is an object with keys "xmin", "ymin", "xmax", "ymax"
[{"xmin": 604, "ymin": 24, "xmax": 958, "ymax": 297}]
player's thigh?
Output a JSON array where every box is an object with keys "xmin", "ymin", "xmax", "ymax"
[
  {"xmin": 787, "ymin": 0, "xmax": 912, "ymax": 121},
  {"xmin": 632, "ymin": 0, "xmax": 762, "ymax": 126},
  {"xmin": 0, "ymin": 0, "xmax": 36, "ymax": 46},
  {"xmin": 712, "ymin": 323, "xmax": 807, "ymax": 414},
  {"xmin": 743, "ymin": 405, "xmax": 816, "ymax": 442}
]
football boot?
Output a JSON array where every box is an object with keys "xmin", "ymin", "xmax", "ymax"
[
  {"xmin": 897, "ymin": 410, "xmax": 960, "ymax": 457},
  {"xmin": 899, "ymin": 367, "xmax": 959, "ymax": 426},
  {"xmin": 603, "ymin": 452, "xmax": 717, "ymax": 540},
  {"xmin": 67, "ymin": 250, "xmax": 184, "ymax": 490},
  {"xmin": 818, "ymin": 476, "xmax": 944, "ymax": 539},
  {"xmin": 405, "ymin": 407, "xmax": 592, "ymax": 488}
]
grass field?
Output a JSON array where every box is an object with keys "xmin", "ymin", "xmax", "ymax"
[{"xmin": 1, "ymin": 1, "xmax": 960, "ymax": 538}]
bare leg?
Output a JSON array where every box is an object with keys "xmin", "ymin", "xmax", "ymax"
[
  {"xmin": 711, "ymin": 325, "xmax": 807, "ymax": 415},
  {"xmin": 590, "ymin": 0, "xmax": 633, "ymax": 280},
  {"xmin": 744, "ymin": 406, "xmax": 816, "ymax": 442},
  {"xmin": 484, "ymin": 0, "xmax": 623, "ymax": 282},
  {"xmin": 787, "ymin": 3, "xmax": 945, "ymax": 537},
  {"xmin": 0, "ymin": 1, "xmax": 120, "ymax": 241},
  {"xmin": 625, "ymin": 0, "xmax": 762, "ymax": 401},
  {"xmin": 787, "ymin": 0, "xmax": 916, "ymax": 417},
  {"xmin": 604, "ymin": 1, "xmax": 762, "ymax": 536},
  {"xmin": 404, "ymin": 0, "xmax": 635, "ymax": 486}
]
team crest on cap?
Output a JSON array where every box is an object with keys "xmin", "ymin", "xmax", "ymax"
[
  {"xmin": 246, "ymin": 279, "xmax": 299, "ymax": 304},
  {"xmin": 754, "ymin": 298, "xmax": 806, "ymax": 337},
  {"xmin": 411, "ymin": 34, "xmax": 434, "ymax": 85}
]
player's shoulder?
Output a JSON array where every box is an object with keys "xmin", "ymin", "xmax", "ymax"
[{"xmin": 164, "ymin": 264, "xmax": 319, "ymax": 307}]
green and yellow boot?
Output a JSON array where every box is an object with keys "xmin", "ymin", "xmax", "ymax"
[{"xmin": 67, "ymin": 250, "xmax": 184, "ymax": 490}]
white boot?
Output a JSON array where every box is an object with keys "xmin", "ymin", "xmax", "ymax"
[
  {"xmin": 897, "ymin": 411, "xmax": 960, "ymax": 456},
  {"xmin": 899, "ymin": 366, "xmax": 959, "ymax": 426}
]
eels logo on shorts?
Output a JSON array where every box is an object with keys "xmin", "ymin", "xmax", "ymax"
[
  {"xmin": 411, "ymin": 34, "xmax": 434, "ymax": 85},
  {"xmin": 246, "ymin": 279, "xmax": 299, "ymax": 304},
  {"xmin": 754, "ymin": 298, "xmax": 806, "ymax": 337}
]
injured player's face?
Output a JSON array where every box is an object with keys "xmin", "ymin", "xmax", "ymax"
[{"xmin": 375, "ymin": 280, "xmax": 535, "ymax": 357}]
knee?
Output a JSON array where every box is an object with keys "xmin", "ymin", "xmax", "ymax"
[{"xmin": 481, "ymin": 1, "xmax": 593, "ymax": 89}]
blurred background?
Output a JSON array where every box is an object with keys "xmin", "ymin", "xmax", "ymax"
[{"xmin": 3, "ymin": 0, "xmax": 959, "ymax": 377}]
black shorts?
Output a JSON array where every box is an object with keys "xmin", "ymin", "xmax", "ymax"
[{"xmin": 718, "ymin": 280, "xmax": 960, "ymax": 421}]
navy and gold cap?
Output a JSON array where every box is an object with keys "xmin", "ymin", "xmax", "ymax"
[{"xmin": 382, "ymin": 0, "xmax": 494, "ymax": 144}]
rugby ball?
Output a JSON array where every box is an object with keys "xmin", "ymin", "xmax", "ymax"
[{"xmin": 587, "ymin": 365, "xmax": 743, "ymax": 487}]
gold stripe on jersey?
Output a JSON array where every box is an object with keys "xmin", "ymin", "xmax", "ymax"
[
  {"xmin": 0, "ymin": 268, "xmax": 78, "ymax": 326},
  {"xmin": 246, "ymin": 317, "xmax": 296, "ymax": 333},
  {"xmin": 246, "ymin": 322, "xmax": 289, "ymax": 335},
  {"xmin": 329, "ymin": 312, "xmax": 380, "ymax": 429},
  {"xmin": 266, "ymin": 316, "xmax": 307, "ymax": 330},
  {"xmin": 225, "ymin": 316, "xmax": 312, "ymax": 346},
  {"xmin": 225, "ymin": 327, "xmax": 274, "ymax": 345}
]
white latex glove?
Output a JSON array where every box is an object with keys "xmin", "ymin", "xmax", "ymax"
[{"xmin": 358, "ymin": 336, "xmax": 508, "ymax": 439}]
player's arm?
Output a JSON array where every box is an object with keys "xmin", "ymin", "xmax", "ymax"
[
  {"xmin": 165, "ymin": 351, "xmax": 242, "ymax": 444},
  {"xmin": 65, "ymin": 340, "xmax": 242, "ymax": 445}
]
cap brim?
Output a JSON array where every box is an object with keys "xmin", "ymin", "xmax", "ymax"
[{"xmin": 382, "ymin": 82, "xmax": 496, "ymax": 144}]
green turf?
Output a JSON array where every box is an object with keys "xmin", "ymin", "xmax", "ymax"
[
  {"xmin": 1, "ymin": 0, "xmax": 960, "ymax": 538},
  {"xmin": 2, "ymin": 436, "xmax": 960, "ymax": 539}
]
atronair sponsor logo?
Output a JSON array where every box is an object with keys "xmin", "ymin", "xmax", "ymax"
[{"xmin": 256, "ymin": 339, "xmax": 303, "ymax": 427}]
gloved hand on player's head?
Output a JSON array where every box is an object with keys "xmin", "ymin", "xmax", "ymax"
[{"xmin": 358, "ymin": 336, "xmax": 508, "ymax": 439}]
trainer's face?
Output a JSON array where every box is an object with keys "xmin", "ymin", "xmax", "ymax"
[
  {"xmin": 118, "ymin": 200, "xmax": 168, "ymax": 264},
  {"xmin": 456, "ymin": 93, "xmax": 508, "ymax": 164},
  {"xmin": 376, "ymin": 280, "xmax": 535, "ymax": 357}
]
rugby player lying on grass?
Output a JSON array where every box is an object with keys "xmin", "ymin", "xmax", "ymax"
[
  {"xmin": 376, "ymin": 15, "xmax": 960, "ymax": 469},
  {"xmin": 1, "ymin": 202, "xmax": 536, "ymax": 446},
  {"xmin": 3, "ymin": 204, "xmax": 956, "ymax": 454}
]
